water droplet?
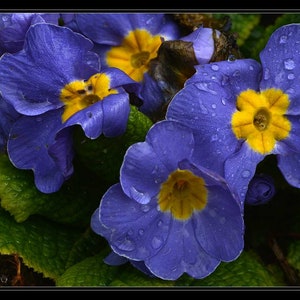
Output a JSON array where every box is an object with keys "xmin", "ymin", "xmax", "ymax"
[
  {"xmin": 233, "ymin": 70, "xmax": 240, "ymax": 78},
  {"xmin": 211, "ymin": 112, "xmax": 216, "ymax": 117},
  {"xmin": 287, "ymin": 73, "xmax": 295, "ymax": 80},
  {"xmin": 211, "ymin": 104, "xmax": 216, "ymax": 109},
  {"xmin": 118, "ymin": 238, "xmax": 135, "ymax": 251},
  {"xmin": 151, "ymin": 236, "xmax": 163, "ymax": 249},
  {"xmin": 249, "ymin": 65, "xmax": 254, "ymax": 71},
  {"xmin": 141, "ymin": 204, "xmax": 150, "ymax": 212},
  {"xmin": 227, "ymin": 54, "xmax": 236, "ymax": 62},
  {"xmin": 284, "ymin": 59, "xmax": 295, "ymax": 70},
  {"xmin": 242, "ymin": 170, "xmax": 251, "ymax": 178},
  {"xmin": 263, "ymin": 68, "xmax": 270, "ymax": 80},
  {"xmin": 221, "ymin": 75, "xmax": 229, "ymax": 86},
  {"xmin": 129, "ymin": 186, "xmax": 150, "ymax": 204},
  {"xmin": 157, "ymin": 220, "xmax": 163, "ymax": 227},
  {"xmin": 138, "ymin": 229, "xmax": 144, "ymax": 236},
  {"xmin": 211, "ymin": 64, "xmax": 219, "ymax": 71},
  {"xmin": 221, "ymin": 98, "xmax": 226, "ymax": 105},
  {"xmin": 127, "ymin": 229, "xmax": 133, "ymax": 235},
  {"xmin": 86, "ymin": 111, "xmax": 93, "ymax": 118},
  {"xmin": 286, "ymin": 88, "xmax": 295, "ymax": 94},
  {"xmin": 279, "ymin": 35, "xmax": 287, "ymax": 44},
  {"xmin": 211, "ymin": 134, "xmax": 218, "ymax": 142}
]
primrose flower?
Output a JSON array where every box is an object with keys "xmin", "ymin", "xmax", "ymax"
[
  {"xmin": 0, "ymin": 22, "xmax": 136, "ymax": 193},
  {"xmin": 71, "ymin": 13, "xmax": 181, "ymax": 119},
  {"xmin": 91, "ymin": 120, "xmax": 244, "ymax": 280},
  {"xmin": 167, "ymin": 23, "xmax": 300, "ymax": 203}
]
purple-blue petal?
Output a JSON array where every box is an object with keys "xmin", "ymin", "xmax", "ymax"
[
  {"xmin": 97, "ymin": 183, "xmax": 171, "ymax": 260},
  {"xmin": 277, "ymin": 152, "xmax": 300, "ymax": 188},
  {"xmin": 181, "ymin": 26, "xmax": 217, "ymax": 64},
  {"xmin": 7, "ymin": 109, "xmax": 72, "ymax": 193},
  {"xmin": 224, "ymin": 142, "xmax": 264, "ymax": 203},
  {"xmin": 145, "ymin": 220, "xmax": 220, "ymax": 280},
  {"xmin": 75, "ymin": 13, "xmax": 180, "ymax": 45},
  {"xmin": 259, "ymin": 24, "xmax": 300, "ymax": 114}
]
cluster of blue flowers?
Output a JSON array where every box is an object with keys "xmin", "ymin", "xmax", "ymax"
[{"xmin": 0, "ymin": 12, "xmax": 296, "ymax": 281}]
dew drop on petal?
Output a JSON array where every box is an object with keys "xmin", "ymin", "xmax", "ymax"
[
  {"xmin": 227, "ymin": 54, "xmax": 236, "ymax": 62},
  {"xmin": 211, "ymin": 104, "xmax": 216, "ymax": 109},
  {"xmin": 211, "ymin": 64, "xmax": 219, "ymax": 71},
  {"xmin": 151, "ymin": 236, "xmax": 163, "ymax": 249},
  {"xmin": 221, "ymin": 97, "xmax": 226, "ymax": 105},
  {"xmin": 279, "ymin": 35, "xmax": 288, "ymax": 44},
  {"xmin": 157, "ymin": 220, "xmax": 163, "ymax": 227},
  {"xmin": 138, "ymin": 229, "xmax": 144, "ymax": 236},
  {"xmin": 242, "ymin": 170, "xmax": 251, "ymax": 178},
  {"xmin": 118, "ymin": 238, "xmax": 135, "ymax": 251},
  {"xmin": 288, "ymin": 73, "xmax": 295, "ymax": 80},
  {"xmin": 284, "ymin": 59, "xmax": 295, "ymax": 70},
  {"xmin": 141, "ymin": 204, "xmax": 150, "ymax": 212},
  {"xmin": 263, "ymin": 68, "xmax": 270, "ymax": 80},
  {"xmin": 130, "ymin": 186, "xmax": 151, "ymax": 204}
]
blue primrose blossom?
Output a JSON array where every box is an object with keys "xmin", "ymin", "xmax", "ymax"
[
  {"xmin": 0, "ymin": 23, "xmax": 137, "ymax": 193},
  {"xmin": 91, "ymin": 120, "xmax": 244, "ymax": 280},
  {"xmin": 167, "ymin": 24, "xmax": 300, "ymax": 203},
  {"xmin": 71, "ymin": 13, "xmax": 181, "ymax": 119}
]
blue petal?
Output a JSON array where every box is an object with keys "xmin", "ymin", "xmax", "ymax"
[
  {"xmin": 145, "ymin": 220, "xmax": 220, "ymax": 280},
  {"xmin": 224, "ymin": 142, "xmax": 264, "ymax": 203},
  {"xmin": 181, "ymin": 26, "xmax": 216, "ymax": 64},
  {"xmin": 121, "ymin": 142, "xmax": 166, "ymax": 204},
  {"xmin": 97, "ymin": 183, "xmax": 171, "ymax": 261},
  {"xmin": 259, "ymin": 24, "xmax": 300, "ymax": 114},
  {"xmin": 7, "ymin": 109, "xmax": 72, "ymax": 193},
  {"xmin": 193, "ymin": 183, "xmax": 244, "ymax": 261},
  {"xmin": 277, "ymin": 152, "xmax": 300, "ymax": 188},
  {"xmin": 75, "ymin": 13, "xmax": 180, "ymax": 45}
]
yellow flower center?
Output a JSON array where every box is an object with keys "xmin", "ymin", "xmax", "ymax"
[
  {"xmin": 231, "ymin": 88, "xmax": 291, "ymax": 155},
  {"xmin": 106, "ymin": 29, "xmax": 162, "ymax": 82},
  {"xmin": 60, "ymin": 73, "xmax": 118, "ymax": 122},
  {"xmin": 158, "ymin": 169, "xmax": 208, "ymax": 221}
]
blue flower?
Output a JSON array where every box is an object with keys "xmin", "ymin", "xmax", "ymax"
[
  {"xmin": 91, "ymin": 120, "xmax": 244, "ymax": 280},
  {"xmin": 167, "ymin": 24, "xmax": 300, "ymax": 203},
  {"xmin": 71, "ymin": 13, "xmax": 181, "ymax": 119},
  {"xmin": 0, "ymin": 23, "xmax": 136, "ymax": 193},
  {"xmin": 245, "ymin": 174, "xmax": 276, "ymax": 206}
]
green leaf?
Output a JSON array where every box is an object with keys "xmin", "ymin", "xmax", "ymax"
[
  {"xmin": 225, "ymin": 14, "xmax": 261, "ymax": 47},
  {"xmin": 56, "ymin": 250, "xmax": 175, "ymax": 287},
  {"xmin": 0, "ymin": 207, "xmax": 82, "ymax": 280},
  {"xmin": 0, "ymin": 153, "xmax": 105, "ymax": 226},
  {"xmin": 177, "ymin": 250, "xmax": 285, "ymax": 286}
]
